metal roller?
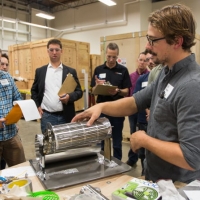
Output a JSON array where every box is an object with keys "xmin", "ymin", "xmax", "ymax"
[
  {"xmin": 30, "ymin": 117, "xmax": 132, "ymax": 190},
  {"xmin": 35, "ymin": 117, "xmax": 112, "ymax": 161}
]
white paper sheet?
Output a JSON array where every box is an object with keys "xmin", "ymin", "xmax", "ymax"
[
  {"xmin": 13, "ymin": 99, "xmax": 41, "ymax": 121},
  {"xmin": 184, "ymin": 190, "xmax": 200, "ymax": 200},
  {"xmin": 1, "ymin": 166, "xmax": 36, "ymax": 178}
]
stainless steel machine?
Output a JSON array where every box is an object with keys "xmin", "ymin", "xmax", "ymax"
[{"xmin": 30, "ymin": 117, "xmax": 131, "ymax": 190}]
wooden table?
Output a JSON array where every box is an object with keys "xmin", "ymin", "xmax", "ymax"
[{"xmin": 1, "ymin": 161, "xmax": 134, "ymax": 199}]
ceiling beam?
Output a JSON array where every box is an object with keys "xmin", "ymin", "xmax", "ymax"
[{"xmin": 52, "ymin": 0, "xmax": 99, "ymax": 12}]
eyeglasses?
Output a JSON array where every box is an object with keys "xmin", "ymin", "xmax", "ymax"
[
  {"xmin": 146, "ymin": 57, "xmax": 153, "ymax": 62},
  {"xmin": 1, "ymin": 62, "xmax": 9, "ymax": 67},
  {"xmin": 138, "ymin": 59, "xmax": 147, "ymax": 63},
  {"xmin": 107, "ymin": 55, "xmax": 118, "ymax": 60},
  {"xmin": 146, "ymin": 35, "xmax": 165, "ymax": 46},
  {"xmin": 48, "ymin": 48, "xmax": 61, "ymax": 52}
]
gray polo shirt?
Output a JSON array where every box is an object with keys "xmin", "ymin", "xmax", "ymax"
[
  {"xmin": 133, "ymin": 54, "xmax": 200, "ymax": 183},
  {"xmin": 148, "ymin": 64, "xmax": 163, "ymax": 85}
]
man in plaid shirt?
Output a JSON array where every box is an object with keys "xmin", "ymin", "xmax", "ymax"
[{"xmin": 0, "ymin": 70, "xmax": 25, "ymax": 167}]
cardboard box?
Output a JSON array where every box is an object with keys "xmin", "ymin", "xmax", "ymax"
[{"xmin": 112, "ymin": 178, "xmax": 161, "ymax": 200}]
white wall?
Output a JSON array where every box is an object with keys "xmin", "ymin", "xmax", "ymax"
[
  {"xmin": 152, "ymin": 0, "xmax": 200, "ymax": 33},
  {"xmin": 0, "ymin": 6, "xmax": 52, "ymax": 51},
  {"xmin": 30, "ymin": 9, "xmax": 52, "ymax": 41},
  {"xmin": 51, "ymin": 0, "xmax": 142, "ymax": 54},
  {"xmin": 0, "ymin": 0, "xmax": 200, "ymax": 53},
  {"xmin": 50, "ymin": 0, "xmax": 200, "ymax": 54}
]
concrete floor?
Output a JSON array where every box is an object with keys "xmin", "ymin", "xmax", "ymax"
[{"xmin": 17, "ymin": 119, "xmax": 142, "ymax": 178}]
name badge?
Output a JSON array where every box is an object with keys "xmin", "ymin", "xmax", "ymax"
[
  {"xmin": 0, "ymin": 79, "xmax": 9, "ymax": 86},
  {"xmin": 99, "ymin": 73, "xmax": 106, "ymax": 79},
  {"xmin": 142, "ymin": 81, "xmax": 148, "ymax": 88},
  {"xmin": 164, "ymin": 83, "xmax": 174, "ymax": 99}
]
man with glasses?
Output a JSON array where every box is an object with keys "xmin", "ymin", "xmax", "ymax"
[
  {"xmin": 31, "ymin": 39, "xmax": 83, "ymax": 133},
  {"xmin": 126, "ymin": 52, "xmax": 149, "ymax": 167},
  {"xmin": 91, "ymin": 43, "xmax": 131, "ymax": 160},
  {"xmin": 72, "ymin": 4, "xmax": 200, "ymax": 183}
]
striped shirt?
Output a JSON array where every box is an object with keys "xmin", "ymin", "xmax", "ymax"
[{"xmin": 0, "ymin": 71, "xmax": 21, "ymax": 141}]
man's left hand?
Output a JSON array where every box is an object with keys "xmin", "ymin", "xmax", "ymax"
[
  {"xmin": 59, "ymin": 94, "xmax": 70, "ymax": 104},
  {"xmin": 130, "ymin": 130, "xmax": 147, "ymax": 152},
  {"xmin": 0, "ymin": 118, "xmax": 6, "ymax": 128},
  {"xmin": 107, "ymin": 88, "xmax": 118, "ymax": 96}
]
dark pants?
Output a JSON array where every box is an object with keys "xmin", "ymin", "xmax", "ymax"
[
  {"xmin": 127, "ymin": 113, "xmax": 138, "ymax": 164},
  {"xmin": 138, "ymin": 123, "xmax": 148, "ymax": 175},
  {"xmin": 0, "ymin": 158, "xmax": 6, "ymax": 169},
  {"xmin": 0, "ymin": 134, "xmax": 26, "ymax": 167},
  {"xmin": 101, "ymin": 114, "xmax": 125, "ymax": 161}
]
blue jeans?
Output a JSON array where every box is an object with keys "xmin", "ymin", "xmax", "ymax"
[
  {"xmin": 41, "ymin": 112, "xmax": 67, "ymax": 133},
  {"xmin": 127, "ymin": 113, "xmax": 138, "ymax": 164},
  {"xmin": 101, "ymin": 114, "xmax": 125, "ymax": 160}
]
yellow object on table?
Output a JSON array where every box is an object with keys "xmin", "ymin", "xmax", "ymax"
[
  {"xmin": 19, "ymin": 89, "xmax": 31, "ymax": 100},
  {"xmin": 19, "ymin": 89, "xmax": 31, "ymax": 95}
]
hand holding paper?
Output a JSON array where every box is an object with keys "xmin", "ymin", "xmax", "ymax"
[{"xmin": 5, "ymin": 99, "xmax": 41, "ymax": 125}]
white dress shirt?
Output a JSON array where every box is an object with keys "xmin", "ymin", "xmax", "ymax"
[{"xmin": 41, "ymin": 63, "xmax": 63, "ymax": 112}]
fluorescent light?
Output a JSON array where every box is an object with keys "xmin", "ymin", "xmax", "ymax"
[
  {"xmin": 20, "ymin": 21, "xmax": 48, "ymax": 28},
  {"xmin": 19, "ymin": 21, "xmax": 59, "ymax": 31},
  {"xmin": 36, "ymin": 13, "xmax": 55, "ymax": 20},
  {"xmin": 99, "ymin": 0, "xmax": 116, "ymax": 6},
  {"xmin": 0, "ymin": 17, "xmax": 15, "ymax": 23},
  {"xmin": 3, "ymin": 19, "xmax": 15, "ymax": 23}
]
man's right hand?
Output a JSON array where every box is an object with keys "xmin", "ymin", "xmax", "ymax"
[
  {"xmin": 95, "ymin": 75, "xmax": 105, "ymax": 85},
  {"xmin": 38, "ymin": 107, "xmax": 43, "ymax": 116},
  {"xmin": 71, "ymin": 103, "xmax": 104, "ymax": 126}
]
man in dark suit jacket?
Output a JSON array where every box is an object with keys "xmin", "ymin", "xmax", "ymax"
[{"xmin": 31, "ymin": 39, "xmax": 83, "ymax": 133}]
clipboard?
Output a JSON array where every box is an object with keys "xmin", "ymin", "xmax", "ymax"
[
  {"xmin": 58, "ymin": 73, "xmax": 77, "ymax": 96},
  {"xmin": 5, "ymin": 104, "xmax": 23, "ymax": 125},
  {"xmin": 92, "ymin": 84, "xmax": 117, "ymax": 96}
]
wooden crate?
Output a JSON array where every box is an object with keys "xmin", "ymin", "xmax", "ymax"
[
  {"xmin": 8, "ymin": 42, "xmax": 32, "ymax": 79},
  {"xmin": 100, "ymin": 32, "xmax": 146, "ymax": 74},
  {"xmin": 8, "ymin": 37, "xmax": 90, "ymax": 80},
  {"xmin": 77, "ymin": 42, "xmax": 90, "ymax": 79},
  {"xmin": 28, "ymin": 79, "xmax": 34, "ymax": 89},
  {"xmin": 90, "ymin": 54, "xmax": 102, "ymax": 78},
  {"xmin": 15, "ymin": 81, "xmax": 28, "ymax": 89},
  {"xmin": 74, "ymin": 78, "xmax": 92, "ymax": 111},
  {"xmin": 31, "ymin": 39, "xmax": 51, "ymax": 78}
]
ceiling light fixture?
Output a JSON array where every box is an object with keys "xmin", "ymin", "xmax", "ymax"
[
  {"xmin": 19, "ymin": 21, "xmax": 59, "ymax": 31},
  {"xmin": 36, "ymin": 13, "xmax": 55, "ymax": 20},
  {"xmin": 99, "ymin": 0, "xmax": 116, "ymax": 6},
  {"xmin": 0, "ymin": 17, "xmax": 15, "ymax": 23}
]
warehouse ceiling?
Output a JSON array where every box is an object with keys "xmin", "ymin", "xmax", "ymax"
[
  {"xmin": 2, "ymin": 0, "xmax": 99, "ymax": 13},
  {"xmin": 2, "ymin": 0, "xmax": 169, "ymax": 13}
]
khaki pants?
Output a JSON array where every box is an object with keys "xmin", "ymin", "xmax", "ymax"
[{"xmin": 0, "ymin": 134, "xmax": 26, "ymax": 167}]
